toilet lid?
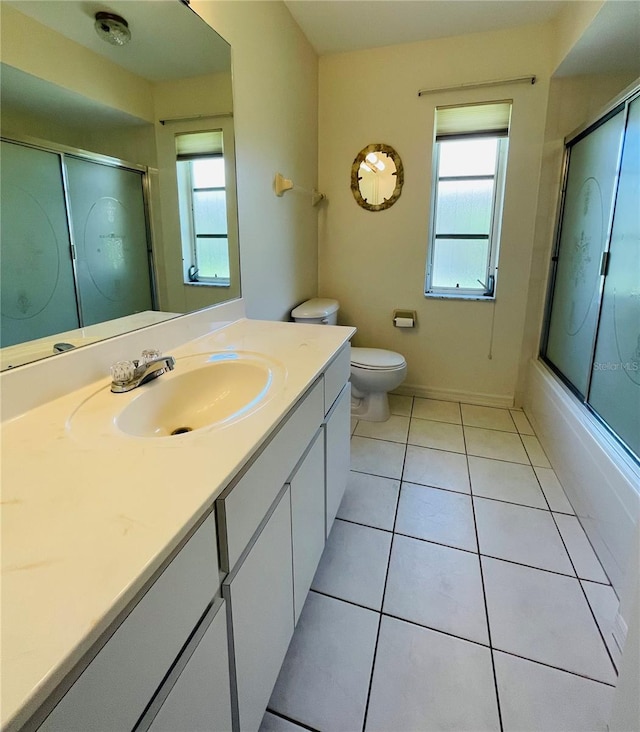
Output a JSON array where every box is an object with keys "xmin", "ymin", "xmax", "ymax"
[
  {"xmin": 291, "ymin": 298, "xmax": 339, "ymax": 319},
  {"xmin": 351, "ymin": 347, "xmax": 406, "ymax": 370}
]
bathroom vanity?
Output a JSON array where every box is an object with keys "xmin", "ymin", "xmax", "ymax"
[{"xmin": 1, "ymin": 313, "xmax": 353, "ymax": 732}]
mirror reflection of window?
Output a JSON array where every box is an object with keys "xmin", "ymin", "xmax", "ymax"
[{"xmin": 175, "ymin": 131, "xmax": 230, "ymax": 286}]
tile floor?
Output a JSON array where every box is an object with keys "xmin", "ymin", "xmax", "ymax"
[{"xmin": 260, "ymin": 397, "xmax": 621, "ymax": 732}]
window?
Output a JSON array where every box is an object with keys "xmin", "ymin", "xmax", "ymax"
[
  {"xmin": 425, "ymin": 102, "xmax": 511, "ymax": 297},
  {"xmin": 176, "ymin": 131, "xmax": 230, "ymax": 286}
]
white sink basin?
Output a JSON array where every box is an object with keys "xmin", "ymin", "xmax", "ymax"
[{"xmin": 69, "ymin": 352, "xmax": 285, "ymax": 439}]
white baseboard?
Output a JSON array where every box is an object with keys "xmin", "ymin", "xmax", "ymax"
[{"xmin": 394, "ymin": 383, "xmax": 514, "ymax": 408}]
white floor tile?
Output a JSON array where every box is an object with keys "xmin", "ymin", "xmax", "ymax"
[
  {"xmin": 388, "ymin": 394, "xmax": 413, "ymax": 416},
  {"xmin": 354, "ymin": 414, "xmax": 410, "ymax": 443},
  {"xmin": 337, "ymin": 471, "xmax": 400, "ymax": 531},
  {"xmin": 412, "ymin": 397, "xmax": 461, "ymax": 424},
  {"xmin": 483, "ymin": 558, "xmax": 616, "ymax": 684},
  {"xmin": 269, "ymin": 592, "xmax": 378, "ymax": 732},
  {"xmin": 461, "ymin": 404, "xmax": 517, "ymax": 432},
  {"xmin": 395, "ymin": 482, "xmax": 477, "ymax": 552},
  {"xmin": 554, "ymin": 514, "xmax": 609, "ymax": 583},
  {"xmin": 521, "ymin": 434, "xmax": 552, "ymax": 468},
  {"xmin": 383, "ymin": 534, "xmax": 489, "ymax": 644},
  {"xmin": 365, "ymin": 616, "xmax": 500, "ymax": 732},
  {"xmin": 464, "ymin": 426, "xmax": 529, "ymax": 464},
  {"xmin": 474, "ymin": 498, "xmax": 574, "ymax": 574},
  {"xmin": 535, "ymin": 467, "xmax": 574, "ymax": 513},
  {"xmin": 259, "ymin": 712, "xmax": 308, "ymax": 732},
  {"xmin": 408, "ymin": 417, "xmax": 465, "ymax": 453},
  {"xmin": 468, "ymin": 456, "xmax": 547, "ymax": 508},
  {"xmin": 311, "ymin": 519, "xmax": 392, "ymax": 610},
  {"xmin": 509, "ymin": 409, "xmax": 535, "ymax": 435},
  {"xmin": 350, "ymin": 436, "xmax": 405, "ymax": 479},
  {"xmin": 582, "ymin": 580, "xmax": 622, "ymax": 667},
  {"xmin": 495, "ymin": 651, "xmax": 615, "ymax": 732},
  {"xmin": 403, "ymin": 445, "xmax": 470, "ymax": 493}
]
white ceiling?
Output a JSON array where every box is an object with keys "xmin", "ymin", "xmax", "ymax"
[
  {"xmin": 284, "ymin": 0, "xmax": 570, "ymax": 55},
  {"xmin": 284, "ymin": 0, "xmax": 640, "ymax": 77}
]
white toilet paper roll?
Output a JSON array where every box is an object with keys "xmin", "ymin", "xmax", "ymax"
[{"xmin": 394, "ymin": 317, "xmax": 414, "ymax": 328}]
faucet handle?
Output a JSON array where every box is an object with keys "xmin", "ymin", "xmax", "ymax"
[
  {"xmin": 110, "ymin": 360, "xmax": 137, "ymax": 385},
  {"xmin": 140, "ymin": 348, "xmax": 161, "ymax": 364}
]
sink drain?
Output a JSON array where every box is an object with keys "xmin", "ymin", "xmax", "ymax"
[{"xmin": 170, "ymin": 426, "xmax": 193, "ymax": 435}]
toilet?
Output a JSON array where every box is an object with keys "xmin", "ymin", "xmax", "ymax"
[{"xmin": 291, "ymin": 298, "xmax": 407, "ymax": 422}]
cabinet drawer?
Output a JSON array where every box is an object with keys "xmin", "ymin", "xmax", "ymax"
[
  {"xmin": 39, "ymin": 514, "xmax": 219, "ymax": 732},
  {"xmin": 217, "ymin": 379, "xmax": 323, "ymax": 571},
  {"xmin": 140, "ymin": 599, "xmax": 232, "ymax": 732},
  {"xmin": 323, "ymin": 344, "xmax": 350, "ymax": 414},
  {"xmin": 223, "ymin": 487, "xmax": 294, "ymax": 732}
]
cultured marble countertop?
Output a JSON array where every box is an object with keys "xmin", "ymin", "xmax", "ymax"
[{"xmin": 0, "ymin": 318, "xmax": 354, "ymax": 731}]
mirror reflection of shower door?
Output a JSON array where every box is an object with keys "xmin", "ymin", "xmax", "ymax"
[
  {"xmin": 588, "ymin": 96, "xmax": 640, "ymax": 457},
  {"xmin": 64, "ymin": 157, "xmax": 154, "ymax": 327},
  {"xmin": 545, "ymin": 109, "xmax": 625, "ymax": 397},
  {"xmin": 0, "ymin": 141, "xmax": 79, "ymax": 347}
]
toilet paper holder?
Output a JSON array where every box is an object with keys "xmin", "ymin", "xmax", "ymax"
[{"xmin": 393, "ymin": 309, "xmax": 416, "ymax": 328}]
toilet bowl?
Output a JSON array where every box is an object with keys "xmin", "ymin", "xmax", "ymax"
[{"xmin": 290, "ymin": 298, "xmax": 407, "ymax": 422}]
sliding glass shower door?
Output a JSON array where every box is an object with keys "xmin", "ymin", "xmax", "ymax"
[
  {"xmin": 65, "ymin": 157, "xmax": 153, "ymax": 326},
  {"xmin": 0, "ymin": 141, "xmax": 79, "ymax": 347},
  {"xmin": 542, "ymin": 87, "xmax": 640, "ymax": 460}
]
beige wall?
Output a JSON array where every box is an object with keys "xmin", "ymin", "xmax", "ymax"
[
  {"xmin": 318, "ymin": 24, "xmax": 553, "ymax": 405},
  {"xmin": 191, "ymin": 1, "xmax": 319, "ymax": 321}
]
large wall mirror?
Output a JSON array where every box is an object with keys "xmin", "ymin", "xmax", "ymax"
[{"xmin": 0, "ymin": 0, "xmax": 240, "ymax": 370}]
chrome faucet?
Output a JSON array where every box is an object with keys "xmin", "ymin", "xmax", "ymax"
[{"xmin": 110, "ymin": 350, "xmax": 175, "ymax": 393}]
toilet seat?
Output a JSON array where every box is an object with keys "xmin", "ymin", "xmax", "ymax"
[{"xmin": 351, "ymin": 347, "xmax": 406, "ymax": 371}]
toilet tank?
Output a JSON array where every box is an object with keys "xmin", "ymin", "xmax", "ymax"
[{"xmin": 291, "ymin": 298, "xmax": 339, "ymax": 325}]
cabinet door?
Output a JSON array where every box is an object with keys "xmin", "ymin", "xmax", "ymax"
[
  {"xmin": 143, "ymin": 600, "xmax": 232, "ymax": 732},
  {"xmin": 223, "ymin": 488, "xmax": 294, "ymax": 732},
  {"xmin": 325, "ymin": 383, "xmax": 351, "ymax": 538},
  {"xmin": 290, "ymin": 430, "xmax": 325, "ymax": 623}
]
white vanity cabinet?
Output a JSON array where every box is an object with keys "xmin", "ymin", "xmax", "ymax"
[
  {"xmin": 222, "ymin": 487, "xmax": 294, "ymax": 732},
  {"xmin": 37, "ymin": 514, "xmax": 224, "ymax": 732},
  {"xmin": 290, "ymin": 429, "xmax": 325, "ymax": 622},
  {"xmin": 140, "ymin": 599, "xmax": 232, "ymax": 732},
  {"xmin": 23, "ymin": 340, "xmax": 352, "ymax": 732}
]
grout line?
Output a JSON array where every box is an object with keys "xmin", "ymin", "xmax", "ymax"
[
  {"xmin": 335, "ymin": 516, "xmax": 394, "ymax": 534},
  {"xmin": 465, "ymin": 425, "xmax": 505, "ymax": 732},
  {"xmin": 380, "ymin": 611, "xmax": 490, "ymax": 650},
  {"xmin": 492, "ymin": 647, "xmax": 618, "ymax": 688},
  {"xmin": 461, "ymin": 420, "xmax": 504, "ymax": 732},
  {"xmin": 360, "ymin": 396, "xmax": 412, "ymax": 732},
  {"xmin": 309, "ymin": 588, "xmax": 380, "ymax": 614},
  {"xmin": 264, "ymin": 708, "xmax": 322, "ymax": 732}
]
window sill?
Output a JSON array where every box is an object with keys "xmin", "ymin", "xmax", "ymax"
[
  {"xmin": 184, "ymin": 281, "xmax": 230, "ymax": 288},
  {"xmin": 424, "ymin": 292, "xmax": 495, "ymax": 302}
]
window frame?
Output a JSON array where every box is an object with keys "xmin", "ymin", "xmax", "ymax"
[
  {"xmin": 177, "ymin": 153, "xmax": 230, "ymax": 287},
  {"xmin": 425, "ymin": 134, "xmax": 509, "ymax": 299}
]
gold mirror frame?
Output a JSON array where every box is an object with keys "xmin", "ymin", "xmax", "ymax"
[{"xmin": 351, "ymin": 143, "xmax": 404, "ymax": 212}]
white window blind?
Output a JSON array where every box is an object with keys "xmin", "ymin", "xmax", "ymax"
[
  {"xmin": 435, "ymin": 101, "xmax": 512, "ymax": 140},
  {"xmin": 175, "ymin": 130, "xmax": 223, "ymax": 160}
]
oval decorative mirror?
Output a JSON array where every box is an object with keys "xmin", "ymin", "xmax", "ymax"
[{"xmin": 351, "ymin": 144, "xmax": 404, "ymax": 211}]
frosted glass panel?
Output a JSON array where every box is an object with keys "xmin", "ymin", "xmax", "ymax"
[
  {"xmin": 432, "ymin": 239, "xmax": 489, "ymax": 289},
  {"xmin": 0, "ymin": 141, "xmax": 79, "ymax": 347},
  {"xmin": 193, "ymin": 191, "xmax": 227, "ymax": 235},
  {"xmin": 545, "ymin": 109, "xmax": 625, "ymax": 396},
  {"xmin": 435, "ymin": 180, "xmax": 493, "ymax": 235},
  {"xmin": 196, "ymin": 238, "xmax": 230, "ymax": 280},
  {"xmin": 439, "ymin": 138, "xmax": 498, "ymax": 177},
  {"xmin": 588, "ymin": 97, "xmax": 640, "ymax": 457},
  {"xmin": 65, "ymin": 157, "xmax": 153, "ymax": 326}
]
